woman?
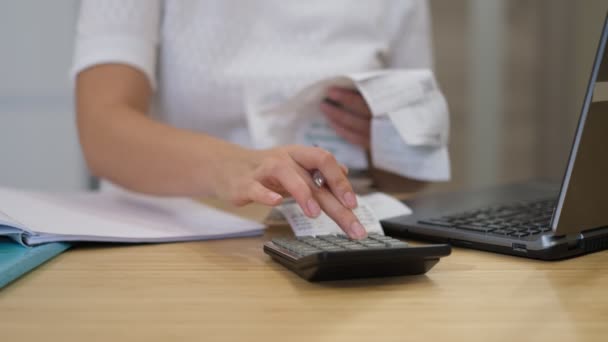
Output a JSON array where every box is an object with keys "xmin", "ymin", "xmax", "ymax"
[{"xmin": 73, "ymin": 0, "xmax": 439, "ymax": 239}]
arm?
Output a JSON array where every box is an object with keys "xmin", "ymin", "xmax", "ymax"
[
  {"xmin": 77, "ymin": 63, "xmax": 243, "ymax": 198},
  {"xmin": 76, "ymin": 64, "xmax": 367, "ymax": 239}
]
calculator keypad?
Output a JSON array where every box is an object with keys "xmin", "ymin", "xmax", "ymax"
[{"xmin": 270, "ymin": 233, "xmax": 409, "ymax": 257}]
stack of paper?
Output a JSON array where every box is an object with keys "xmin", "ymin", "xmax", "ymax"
[{"xmin": 0, "ymin": 187, "xmax": 264, "ymax": 246}]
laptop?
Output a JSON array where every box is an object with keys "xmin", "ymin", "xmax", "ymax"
[{"xmin": 382, "ymin": 13, "xmax": 608, "ymax": 260}]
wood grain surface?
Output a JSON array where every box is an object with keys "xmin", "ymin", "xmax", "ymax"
[{"xmin": 1, "ymin": 201, "xmax": 606, "ymax": 342}]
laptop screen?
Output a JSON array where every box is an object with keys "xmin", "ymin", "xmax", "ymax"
[{"xmin": 553, "ymin": 14, "xmax": 608, "ymax": 231}]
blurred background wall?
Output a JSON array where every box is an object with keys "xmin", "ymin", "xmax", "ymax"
[
  {"xmin": 0, "ymin": 0, "xmax": 606, "ymax": 192},
  {"xmin": 431, "ymin": 0, "xmax": 607, "ymax": 192},
  {"xmin": 0, "ymin": 0, "xmax": 85, "ymax": 190}
]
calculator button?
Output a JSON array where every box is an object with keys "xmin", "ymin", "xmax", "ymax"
[
  {"xmin": 296, "ymin": 236, "xmax": 317, "ymax": 242},
  {"xmin": 318, "ymin": 235, "xmax": 342, "ymax": 242},
  {"xmin": 385, "ymin": 240, "xmax": 409, "ymax": 247},
  {"xmin": 319, "ymin": 246, "xmax": 343, "ymax": 251},
  {"xmin": 372, "ymin": 236, "xmax": 394, "ymax": 241},
  {"xmin": 345, "ymin": 245, "xmax": 367, "ymax": 250},
  {"xmin": 361, "ymin": 242, "xmax": 386, "ymax": 248},
  {"xmin": 270, "ymin": 238, "xmax": 290, "ymax": 248}
]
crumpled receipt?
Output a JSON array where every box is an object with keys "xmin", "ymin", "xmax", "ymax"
[{"xmin": 245, "ymin": 69, "xmax": 451, "ymax": 181}]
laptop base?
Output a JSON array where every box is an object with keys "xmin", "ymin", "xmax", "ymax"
[{"xmin": 381, "ymin": 182, "xmax": 608, "ymax": 260}]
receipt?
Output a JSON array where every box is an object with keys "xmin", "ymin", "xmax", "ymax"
[
  {"xmin": 371, "ymin": 116, "xmax": 450, "ymax": 181},
  {"xmin": 245, "ymin": 69, "xmax": 450, "ymax": 180},
  {"xmin": 277, "ymin": 200, "xmax": 383, "ymax": 237},
  {"xmin": 276, "ymin": 192, "xmax": 412, "ymax": 237},
  {"xmin": 295, "ymin": 116, "xmax": 368, "ymax": 169},
  {"xmin": 359, "ymin": 192, "xmax": 412, "ymax": 220},
  {"xmin": 245, "ymin": 85, "xmax": 368, "ymax": 169}
]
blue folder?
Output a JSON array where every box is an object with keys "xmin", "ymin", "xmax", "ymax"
[{"xmin": 0, "ymin": 237, "xmax": 70, "ymax": 289}]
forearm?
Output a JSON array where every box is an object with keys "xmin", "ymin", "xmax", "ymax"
[{"xmin": 77, "ymin": 104, "xmax": 250, "ymax": 197}]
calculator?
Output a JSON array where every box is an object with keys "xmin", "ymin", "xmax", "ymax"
[{"xmin": 263, "ymin": 233, "xmax": 451, "ymax": 281}]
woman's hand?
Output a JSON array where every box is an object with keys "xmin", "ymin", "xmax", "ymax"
[
  {"xmin": 213, "ymin": 145, "xmax": 368, "ymax": 239},
  {"xmin": 320, "ymin": 87, "xmax": 373, "ymax": 149}
]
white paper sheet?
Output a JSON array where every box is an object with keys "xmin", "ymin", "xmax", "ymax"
[
  {"xmin": 0, "ymin": 187, "xmax": 264, "ymax": 246},
  {"xmin": 359, "ymin": 192, "xmax": 412, "ymax": 220},
  {"xmin": 245, "ymin": 69, "xmax": 451, "ymax": 180},
  {"xmin": 276, "ymin": 192, "xmax": 412, "ymax": 237}
]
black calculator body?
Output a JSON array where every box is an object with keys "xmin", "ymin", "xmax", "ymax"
[{"xmin": 264, "ymin": 233, "xmax": 451, "ymax": 281}]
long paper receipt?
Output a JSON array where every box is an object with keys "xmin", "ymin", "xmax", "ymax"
[
  {"xmin": 246, "ymin": 69, "xmax": 451, "ymax": 181},
  {"xmin": 276, "ymin": 192, "xmax": 412, "ymax": 237}
]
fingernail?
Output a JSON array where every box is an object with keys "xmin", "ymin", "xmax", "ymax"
[
  {"xmin": 350, "ymin": 221, "xmax": 367, "ymax": 240},
  {"xmin": 268, "ymin": 192, "xmax": 283, "ymax": 202},
  {"xmin": 343, "ymin": 192, "xmax": 357, "ymax": 208},
  {"xmin": 307, "ymin": 199, "xmax": 321, "ymax": 217}
]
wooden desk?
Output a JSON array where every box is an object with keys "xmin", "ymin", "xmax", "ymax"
[{"xmin": 1, "ymin": 202, "xmax": 607, "ymax": 342}]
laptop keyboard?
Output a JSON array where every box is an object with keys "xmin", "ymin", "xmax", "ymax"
[{"xmin": 418, "ymin": 199, "xmax": 556, "ymax": 239}]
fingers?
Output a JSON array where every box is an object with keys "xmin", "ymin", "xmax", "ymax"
[
  {"xmin": 321, "ymin": 87, "xmax": 372, "ymax": 149},
  {"xmin": 326, "ymin": 118, "xmax": 370, "ymax": 149},
  {"xmin": 258, "ymin": 158, "xmax": 322, "ymax": 218},
  {"xmin": 321, "ymin": 102, "xmax": 371, "ymax": 141},
  {"xmin": 339, "ymin": 162, "xmax": 349, "ymax": 175},
  {"xmin": 326, "ymin": 87, "xmax": 372, "ymax": 118},
  {"xmin": 321, "ymin": 101, "xmax": 371, "ymax": 135},
  {"xmin": 287, "ymin": 147, "xmax": 358, "ymax": 209},
  {"xmin": 231, "ymin": 181, "xmax": 283, "ymax": 207},
  {"xmin": 246, "ymin": 181, "xmax": 283, "ymax": 206},
  {"xmin": 309, "ymin": 181, "xmax": 367, "ymax": 240},
  {"xmin": 288, "ymin": 163, "xmax": 366, "ymax": 239}
]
